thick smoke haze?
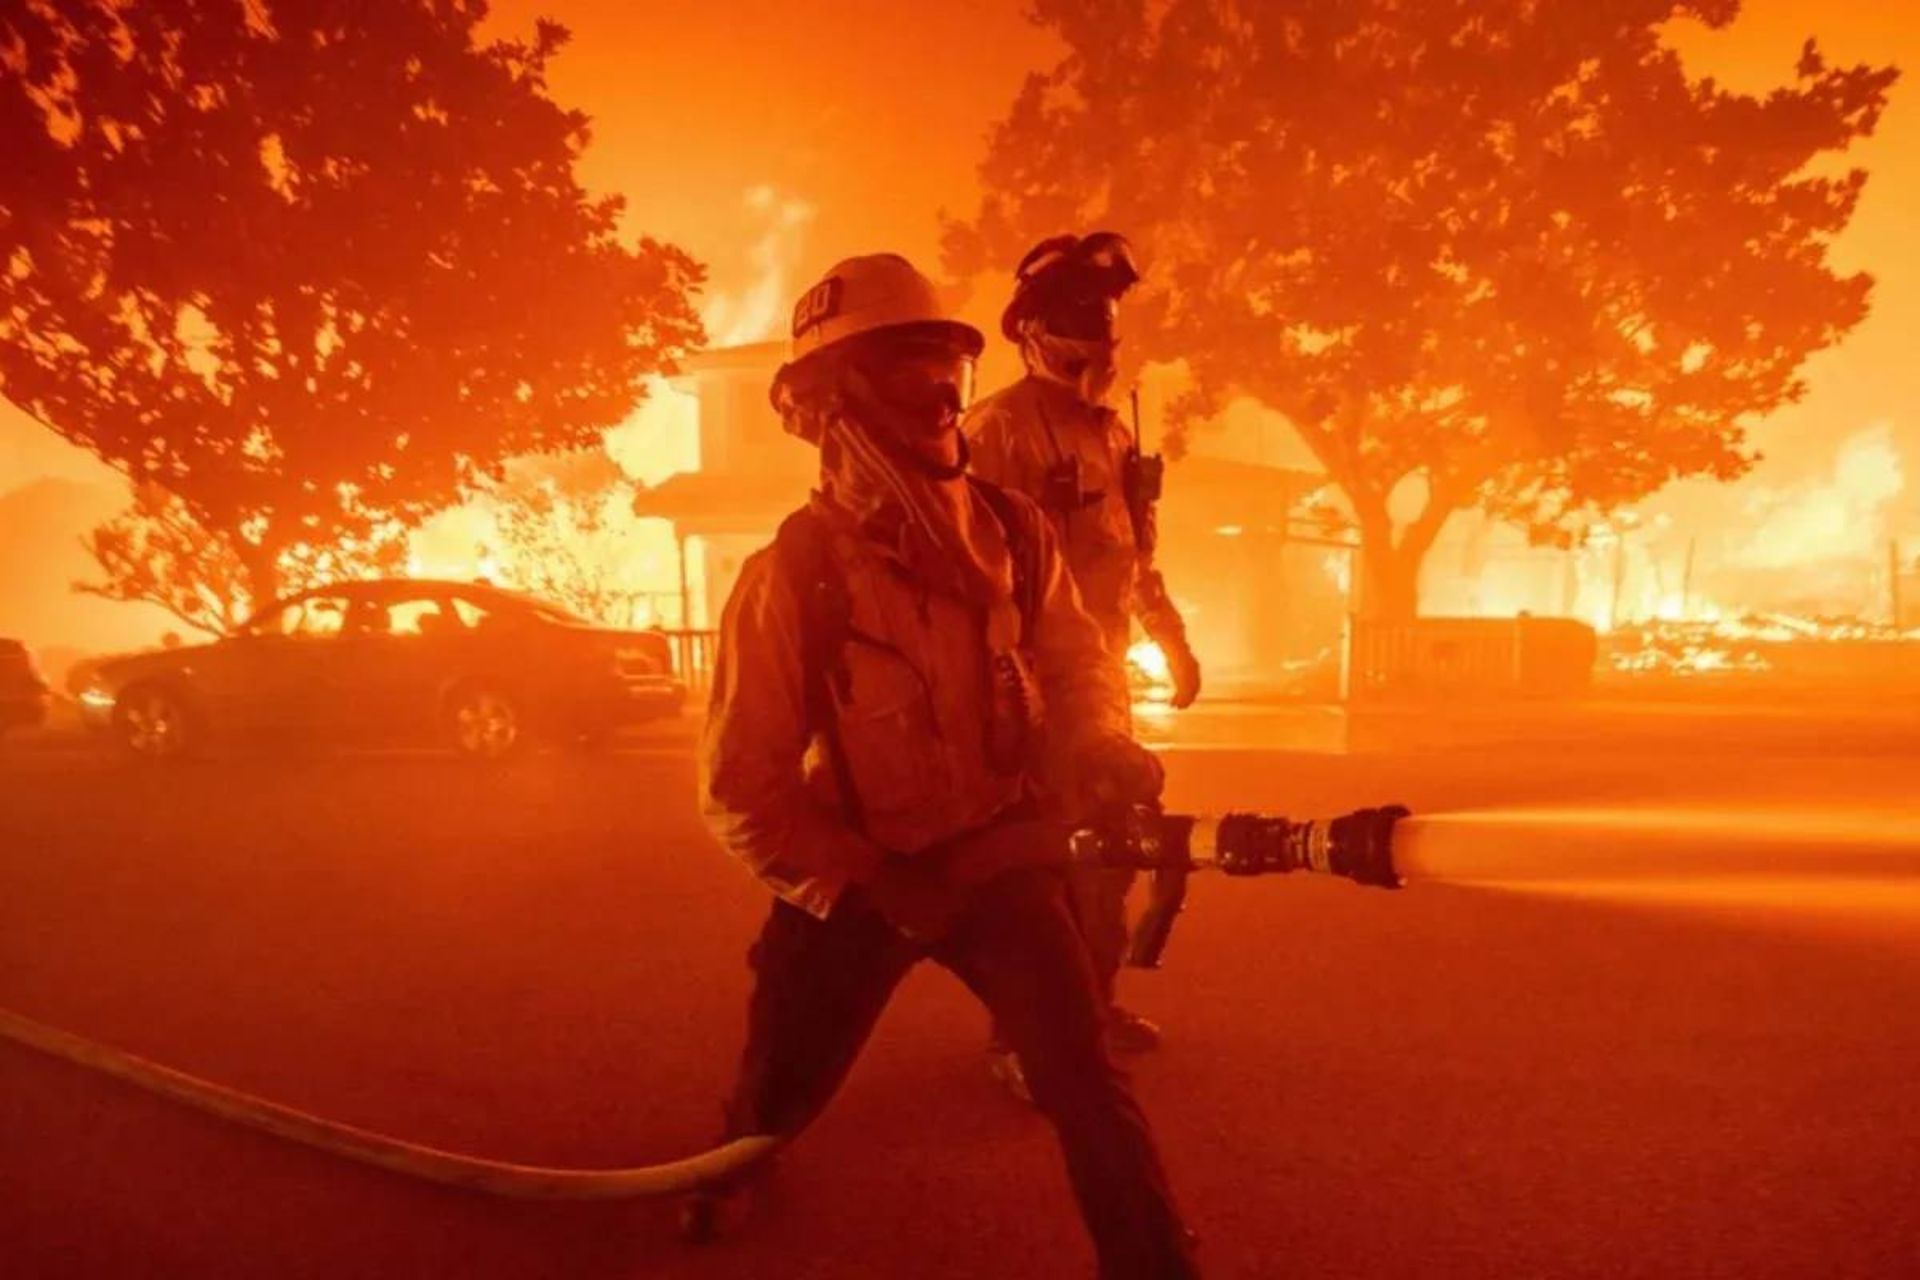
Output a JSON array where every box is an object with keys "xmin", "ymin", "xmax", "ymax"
[{"xmin": 3, "ymin": 0, "xmax": 1915, "ymax": 653}]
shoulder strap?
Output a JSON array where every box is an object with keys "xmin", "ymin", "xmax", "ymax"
[
  {"xmin": 772, "ymin": 507, "xmax": 868, "ymax": 835},
  {"xmin": 970, "ymin": 476, "xmax": 1043, "ymax": 647}
]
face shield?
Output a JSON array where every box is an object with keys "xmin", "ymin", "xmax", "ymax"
[{"xmin": 846, "ymin": 329, "xmax": 978, "ymax": 441}]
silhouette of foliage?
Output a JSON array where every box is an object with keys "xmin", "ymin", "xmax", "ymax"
[
  {"xmin": 481, "ymin": 449, "xmax": 667, "ymax": 628},
  {"xmin": 76, "ymin": 483, "xmax": 405, "ymax": 636},
  {"xmin": 1, "ymin": 0, "xmax": 704, "ymax": 611},
  {"xmin": 948, "ymin": 0, "xmax": 1897, "ymax": 615}
]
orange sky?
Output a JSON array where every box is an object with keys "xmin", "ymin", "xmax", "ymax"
[
  {"xmin": 481, "ymin": 0, "xmax": 1058, "ymax": 328},
  {"xmin": 2, "ymin": 0, "xmax": 1915, "ymax": 635},
  {"xmin": 476, "ymin": 0, "xmax": 1918, "ymax": 487}
]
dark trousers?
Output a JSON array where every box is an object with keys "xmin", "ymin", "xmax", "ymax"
[
  {"xmin": 722, "ymin": 866, "xmax": 1199, "ymax": 1280},
  {"xmin": 1069, "ymin": 863, "xmax": 1137, "ymax": 1007}
]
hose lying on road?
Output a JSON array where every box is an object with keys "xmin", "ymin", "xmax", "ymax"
[{"xmin": 0, "ymin": 1004, "xmax": 777, "ymax": 1199}]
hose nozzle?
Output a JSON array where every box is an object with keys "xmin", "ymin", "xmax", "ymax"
[{"xmin": 1068, "ymin": 805, "xmax": 1412, "ymax": 967}]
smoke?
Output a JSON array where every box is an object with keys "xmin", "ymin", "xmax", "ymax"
[
  {"xmin": 1732, "ymin": 424, "xmax": 1905, "ymax": 570},
  {"xmin": 700, "ymin": 186, "xmax": 818, "ymax": 347}
]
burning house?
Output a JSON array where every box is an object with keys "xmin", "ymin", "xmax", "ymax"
[{"xmin": 628, "ymin": 341, "xmax": 812, "ymax": 640}]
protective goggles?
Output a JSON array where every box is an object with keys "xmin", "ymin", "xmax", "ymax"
[{"xmin": 853, "ymin": 331, "xmax": 978, "ymax": 412}]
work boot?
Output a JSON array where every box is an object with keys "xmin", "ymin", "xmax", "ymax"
[
  {"xmin": 986, "ymin": 1044, "xmax": 1035, "ymax": 1105},
  {"xmin": 1105, "ymin": 1005, "xmax": 1161, "ymax": 1053}
]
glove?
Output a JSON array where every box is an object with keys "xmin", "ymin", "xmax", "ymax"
[
  {"xmin": 1162, "ymin": 633, "xmax": 1202, "ymax": 709},
  {"xmin": 1079, "ymin": 733, "xmax": 1165, "ymax": 810}
]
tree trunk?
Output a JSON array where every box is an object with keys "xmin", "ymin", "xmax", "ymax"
[
  {"xmin": 237, "ymin": 538, "xmax": 282, "ymax": 620},
  {"xmin": 1353, "ymin": 491, "xmax": 1455, "ymax": 622},
  {"xmin": 1359, "ymin": 542, "xmax": 1422, "ymax": 620}
]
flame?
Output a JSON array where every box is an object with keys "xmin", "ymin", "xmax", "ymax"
[
  {"xmin": 605, "ymin": 375, "xmax": 700, "ymax": 486},
  {"xmin": 702, "ymin": 185, "xmax": 817, "ymax": 347},
  {"xmin": 1128, "ymin": 639, "xmax": 1171, "ymax": 683},
  {"xmin": 1127, "ymin": 638, "xmax": 1174, "ymax": 707}
]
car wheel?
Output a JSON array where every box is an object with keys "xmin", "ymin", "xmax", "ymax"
[
  {"xmin": 114, "ymin": 683, "xmax": 195, "ymax": 761},
  {"xmin": 446, "ymin": 683, "xmax": 523, "ymax": 760}
]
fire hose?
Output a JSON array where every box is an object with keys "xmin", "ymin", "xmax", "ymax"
[{"xmin": 0, "ymin": 805, "xmax": 1409, "ymax": 1200}]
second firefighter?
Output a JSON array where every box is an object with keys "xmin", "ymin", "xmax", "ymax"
[{"xmin": 966, "ymin": 231, "xmax": 1201, "ymax": 1076}]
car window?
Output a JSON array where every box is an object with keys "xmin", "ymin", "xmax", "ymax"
[
  {"xmin": 386, "ymin": 597, "xmax": 456, "ymax": 636},
  {"xmin": 293, "ymin": 595, "xmax": 351, "ymax": 638},
  {"xmin": 448, "ymin": 595, "xmax": 498, "ymax": 628},
  {"xmin": 243, "ymin": 601, "xmax": 298, "ymax": 638},
  {"xmin": 246, "ymin": 596, "xmax": 348, "ymax": 638}
]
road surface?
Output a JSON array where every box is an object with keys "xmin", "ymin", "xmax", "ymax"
[{"xmin": 2, "ymin": 705, "xmax": 1916, "ymax": 1278}]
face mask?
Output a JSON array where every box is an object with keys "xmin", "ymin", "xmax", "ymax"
[{"xmin": 1027, "ymin": 329, "xmax": 1120, "ymax": 405}]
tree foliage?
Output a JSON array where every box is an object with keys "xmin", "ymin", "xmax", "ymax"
[
  {"xmin": 947, "ymin": 0, "xmax": 1896, "ymax": 615},
  {"xmin": 76, "ymin": 483, "xmax": 404, "ymax": 636},
  {"xmin": 2, "ymin": 0, "xmax": 704, "ymax": 607},
  {"xmin": 481, "ymin": 448, "xmax": 670, "ymax": 628}
]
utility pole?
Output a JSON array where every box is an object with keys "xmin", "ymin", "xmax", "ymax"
[
  {"xmin": 1892, "ymin": 538, "xmax": 1905, "ymax": 630},
  {"xmin": 1608, "ymin": 530, "xmax": 1628, "ymax": 631},
  {"xmin": 1681, "ymin": 536, "xmax": 1696, "ymax": 619}
]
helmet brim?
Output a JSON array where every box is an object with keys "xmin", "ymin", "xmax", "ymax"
[
  {"xmin": 787, "ymin": 318, "xmax": 984, "ymax": 376},
  {"xmin": 772, "ymin": 319, "xmax": 984, "ymax": 416},
  {"xmin": 878, "ymin": 319, "xmax": 986, "ymax": 359}
]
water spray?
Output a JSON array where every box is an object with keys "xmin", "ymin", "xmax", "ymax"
[{"xmin": 1074, "ymin": 801, "xmax": 1920, "ymax": 966}]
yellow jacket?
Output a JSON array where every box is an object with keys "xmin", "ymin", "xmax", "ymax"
[{"xmin": 700, "ymin": 489, "xmax": 1131, "ymax": 919}]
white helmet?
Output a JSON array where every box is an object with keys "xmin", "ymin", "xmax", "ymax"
[
  {"xmin": 771, "ymin": 254, "xmax": 983, "ymax": 440},
  {"xmin": 783, "ymin": 254, "xmax": 982, "ymax": 370}
]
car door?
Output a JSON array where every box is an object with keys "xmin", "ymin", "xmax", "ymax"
[
  {"xmin": 325, "ymin": 591, "xmax": 464, "ymax": 742},
  {"xmin": 197, "ymin": 593, "xmax": 346, "ymax": 734}
]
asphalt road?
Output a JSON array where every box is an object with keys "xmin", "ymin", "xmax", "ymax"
[{"xmin": 2, "ymin": 708, "xmax": 1918, "ymax": 1278}]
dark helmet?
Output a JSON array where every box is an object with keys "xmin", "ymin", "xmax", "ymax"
[{"xmin": 999, "ymin": 231, "xmax": 1141, "ymax": 343}]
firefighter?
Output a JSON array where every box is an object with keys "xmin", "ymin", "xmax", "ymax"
[
  {"xmin": 965, "ymin": 232, "xmax": 1200, "ymax": 1082},
  {"xmin": 695, "ymin": 252, "xmax": 1200, "ymax": 1279}
]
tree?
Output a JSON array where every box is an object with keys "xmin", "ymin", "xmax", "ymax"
[
  {"xmin": 947, "ymin": 0, "xmax": 1896, "ymax": 617},
  {"xmin": 76, "ymin": 483, "xmax": 405, "ymax": 636},
  {"xmin": 480, "ymin": 448, "xmax": 670, "ymax": 628},
  {"xmin": 1, "ymin": 0, "xmax": 704, "ymax": 611}
]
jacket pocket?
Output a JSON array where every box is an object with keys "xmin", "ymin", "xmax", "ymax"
[{"xmin": 831, "ymin": 642, "xmax": 937, "ymax": 822}]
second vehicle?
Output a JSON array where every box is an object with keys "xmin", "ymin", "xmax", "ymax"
[{"xmin": 78, "ymin": 580, "xmax": 686, "ymax": 760}]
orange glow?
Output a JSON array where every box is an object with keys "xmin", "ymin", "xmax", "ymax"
[
  {"xmin": 7, "ymin": 10, "xmax": 1920, "ymax": 1278},
  {"xmin": 1127, "ymin": 639, "xmax": 1173, "ymax": 706}
]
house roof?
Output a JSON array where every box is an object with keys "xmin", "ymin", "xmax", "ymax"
[{"xmin": 630, "ymin": 468, "xmax": 809, "ymax": 537}]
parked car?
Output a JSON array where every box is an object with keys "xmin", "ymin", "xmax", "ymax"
[
  {"xmin": 77, "ymin": 580, "xmax": 686, "ymax": 760},
  {"xmin": 1, "ymin": 638, "xmax": 51, "ymax": 736}
]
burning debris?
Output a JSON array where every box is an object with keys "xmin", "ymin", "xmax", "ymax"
[{"xmin": 1605, "ymin": 611, "xmax": 1920, "ymax": 682}]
